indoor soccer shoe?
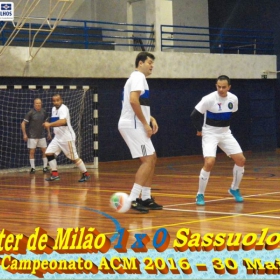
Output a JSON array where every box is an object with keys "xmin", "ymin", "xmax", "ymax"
[
  {"xmin": 42, "ymin": 167, "xmax": 49, "ymax": 173},
  {"xmin": 131, "ymin": 200, "xmax": 149, "ymax": 213},
  {"xmin": 30, "ymin": 168, "xmax": 36, "ymax": 174},
  {"xmin": 196, "ymin": 194, "xmax": 205, "ymax": 206},
  {"xmin": 45, "ymin": 175, "xmax": 60, "ymax": 181},
  {"xmin": 78, "ymin": 174, "xmax": 90, "ymax": 182},
  {"xmin": 228, "ymin": 188, "xmax": 244, "ymax": 202},
  {"xmin": 137, "ymin": 197, "xmax": 163, "ymax": 210}
]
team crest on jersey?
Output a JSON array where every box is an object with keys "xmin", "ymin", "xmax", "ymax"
[{"xmin": 228, "ymin": 102, "xmax": 233, "ymax": 109}]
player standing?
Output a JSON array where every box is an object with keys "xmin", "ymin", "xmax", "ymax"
[
  {"xmin": 190, "ymin": 75, "xmax": 246, "ymax": 206},
  {"xmin": 21, "ymin": 98, "xmax": 51, "ymax": 173},
  {"xmin": 118, "ymin": 51, "xmax": 163, "ymax": 213},
  {"xmin": 43, "ymin": 94, "xmax": 90, "ymax": 182}
]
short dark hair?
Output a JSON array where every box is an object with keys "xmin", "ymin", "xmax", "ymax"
[
  {"xmin": 217, "ymin": 75, "xmax": 231, "ymax": 85},
  {"xmin": 52, "ymin": 93, "xmax": 62, "ymax": 99},
  {"xmin": 135, "ymin": 51, "xmax": 155, "ymax": 68}
]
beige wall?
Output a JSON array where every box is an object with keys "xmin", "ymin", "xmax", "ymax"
[
  {"xmin": 6, "ymin": 1, "xmax": 275, "ymax": 79},
  {"xmin": 0, "ymin": 46, "xmax": 276, "ymax": 79}
]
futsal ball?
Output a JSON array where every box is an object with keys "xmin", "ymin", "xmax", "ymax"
[{"xmin": 110, "ymin": 192, "xmax": 131, "ymax": 213}]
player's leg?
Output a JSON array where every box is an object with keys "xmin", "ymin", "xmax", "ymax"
[
  {"xmin": 196, "ymin": 134, "xmax": 219, "ymax": 206},
  {"xmin": 60, "ymin": 141, "xmax": 90, "ymax": 182},
  {"xmin": 219, "ymin": 134, "xmax": 245, "ymax": 202},
  {"xmin": 231, "ymin": 153, "xmax": 245, "ymax": 188},
  {"xmin": 45, "ymin": 138, "xmax": 61, "ymax": 181},
  {"xmin": 119, "ymin": 127, "xmax": 158, "ymax": 213},
  {"xmin": 135, "ymin": 152, "xmax": 162, "ymax": 210},
  {"xmin": 141, "ymin": 152, "xmax": 157, "ymax": 196},
  {"xmin": 228, "ymin": 153, "xmax": 245, "ymax": 202},
  {"xmin": 27, "ymin": 138, "xmax": 37, "ymax": 173},
  {"xmin": 75, "ymin": 158, "xmax": 90, "ymax": 182},
  {"xmin": 134, "ymin": 153, "xmax": 156, "ymax": 188},
  {"xmin": 37, "ymin": 138, "xmax": 48, "ymax": 172}
]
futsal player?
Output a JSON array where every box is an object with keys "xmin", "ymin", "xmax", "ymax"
[
  {"xmin": 118, "ymin": 51, "xmax": 163, "ymax": 213},
  {"xmin": 21, "ymin": 98, "xmax": 51, "ymax": 174},
  {"xmin": 43, "ymin": 94, "xmax": 90, "ymax": 182},
  {"xmin": 190, "ymin": 75, "xmax": 246, "ymax": 206}
]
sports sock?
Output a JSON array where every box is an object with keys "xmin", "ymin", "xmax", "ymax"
[
  {"xmin": 198, "ymin": 168, "xmax": 210, "ymax": 194},
  {"xmin": 30, "ymin": 159, "xmax": 35, "ymax": 169},
  {"xmin": 48, "ymin": 159, "xmax": 57, "ymax": 173},
  {"xmin": 231, "ymin": 164, "xmax": 244, "ymax": 190},
  {"xmin": 42, "ymin": 157, "xmax": 48, "ymax": 168},
  {"xmin": 75, "ymin": 159, "xmax": 87, "ymax": 173},
  {"xmin": 141, "ymin": 186, "xmax": 151, "ymax": 201},
  {"xmin": 129, "ymin": 183, "xmax": 142, "ymax": 201}
]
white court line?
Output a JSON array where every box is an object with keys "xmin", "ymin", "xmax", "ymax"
[
  {"xmin": 163, "ymin": 207, "xmax": 280, "ymax": 220},
  {"xmin": 165, "ymin": 191, "xmax": 280, "ymax": 207},
  {"xmin": 163, "ymin": 191, "xmax": 280, "ymax": 220}
]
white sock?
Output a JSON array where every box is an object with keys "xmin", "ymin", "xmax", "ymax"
[
  {"xmin": 231, "ymin": 164, "xmax": 244, "ymax": 190},
  {"xmin": 198, "ymin": 169, "xmax": 210, "ymax": 195},
  {"xmin": 48, "ymin": 159, "xmax": 57, "ymax": 171},
  {"xmin": 30, "ymin": 159, "xmax": 35, "ymax": 169},
  {"xmin": 141, "ymin": 187, "xmax": 151, "ymax": 201},
  {"xmin": 129, "ymin": 183, "xmax": 142, "ymax": 201},
  {"xmin": 75, "ymin": 159, "xmax": 87, "ymax": 173},
  {"xmin": 42, "ymin": 157, "xmax": 48, "ymax": 168}
]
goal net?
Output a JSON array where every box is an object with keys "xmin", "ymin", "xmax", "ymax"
[{"xmin": 0, "ymin": 85, "xmax": 98, "ymax": 172}]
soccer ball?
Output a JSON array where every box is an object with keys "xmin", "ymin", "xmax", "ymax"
[{"xmin": 110, "ymin": 192, "xmax": 131, "ymax": 213}]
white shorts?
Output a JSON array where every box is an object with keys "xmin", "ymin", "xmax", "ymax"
[
  {"xmin": 27, "ymin": 138, "xmax": 47, "ymax": 149},
  {"xmin": 202, "ymin": 132, "xmax": 242, "ymax": 157},
  {"xmin": 46, "ymin": 137, "xmax": 79, "ymax": 160},
  {"xmin": 119, "ymin": 127, "xmax": 155, "ymax": 159}
]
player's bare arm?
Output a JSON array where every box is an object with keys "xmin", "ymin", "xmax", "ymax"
[
  {"xmin": 21, "ymin": 121, "xmax": 28, "ymax": 141},
  {"xmin": 150, "ymin": 116, "xmax": 158, "ymax": 134},
  {"xmin": 46, "ymin": 128, "xmax": 52, "ymax": 140},
  {"xmin": 130, "ymin": 90, "xmax": 153, "ymax": 137}
]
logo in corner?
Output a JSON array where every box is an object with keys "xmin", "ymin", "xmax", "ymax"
[
  {"xmin": 0, "ymin": 2, "xmax": 14, "ymax": 21},
  {"xmin": 228, "ymin": 102, "xmax": 233, "ymax": 110}
]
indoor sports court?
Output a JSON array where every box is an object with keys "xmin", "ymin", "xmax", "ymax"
[
  {"xmin": 0, "ymin": 150, "xmax": 279, "ymax": 249},
  {"xmin": 1, "ymin": 2, "xmax": 280, "ymax": 276}
]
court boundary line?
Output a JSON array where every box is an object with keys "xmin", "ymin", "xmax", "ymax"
[
  {"xmin": 163, "ymin": 207, "xmax": 280, "ymax": 220},
  {"xmin": 164, "ymin": 191, "xmax": 280, "ymax": 207}
]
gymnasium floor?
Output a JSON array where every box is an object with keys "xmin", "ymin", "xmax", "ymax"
[{"xmin": 1, "ymin": 150, "xmax": 279, "ymax": 249}]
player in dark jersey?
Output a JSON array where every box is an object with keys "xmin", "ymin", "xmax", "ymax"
[{"xmin": 21, "ymin": 98, "xmax": 51, "ymax": 173}]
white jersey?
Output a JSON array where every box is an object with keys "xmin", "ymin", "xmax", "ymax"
[
  {"xmin": 118, "ymin": 71, "xmax": 150, "ymax": 129},
  {"xmin": 195, "ymin": 91, "xmax": 238, "ymax": 134},
  {"xmin": 50, "ymin": 104, "xmax": 76, "ymax": 141}
]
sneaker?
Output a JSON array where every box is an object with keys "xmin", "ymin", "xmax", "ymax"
[
  {"xmin": 42, "ymin": 167, "xmax": 49, "ymax": 173},
  {"xmin": 30, "ymin": 168, "xmax": 36, "ymax": 174},
  {"xmin": 228, "ymin": 188, "xmax": 244, "ymax": 203},
  {"xmin": 131, "ymin": 200, "xmax": 149, "ymax": 213},
  {"xmin": 78, "ymin": 173, "xmax": 90, "ymax": 182},
  {"xmin": 137, "ymin": 197, "xmax": 163, "ymax": 210},
  {"xmin": 45, "ymin": 175, "xmax": 60, "ymax": 181},
  {"xmin": 196, "ymin": 194, "xmax": 205, "ymax": 206}
]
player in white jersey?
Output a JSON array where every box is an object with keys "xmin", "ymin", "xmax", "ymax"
[
  {"xmin": 118, "ymin": 51, "xmax": 163, "ymax": 213},
  {"xmin": 43, "ymin": 94, "xmax": 90, "ymax": 182},
  {"xmin": 190, "ymin": 75, "xmax": 246, "ymax": 206}
]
